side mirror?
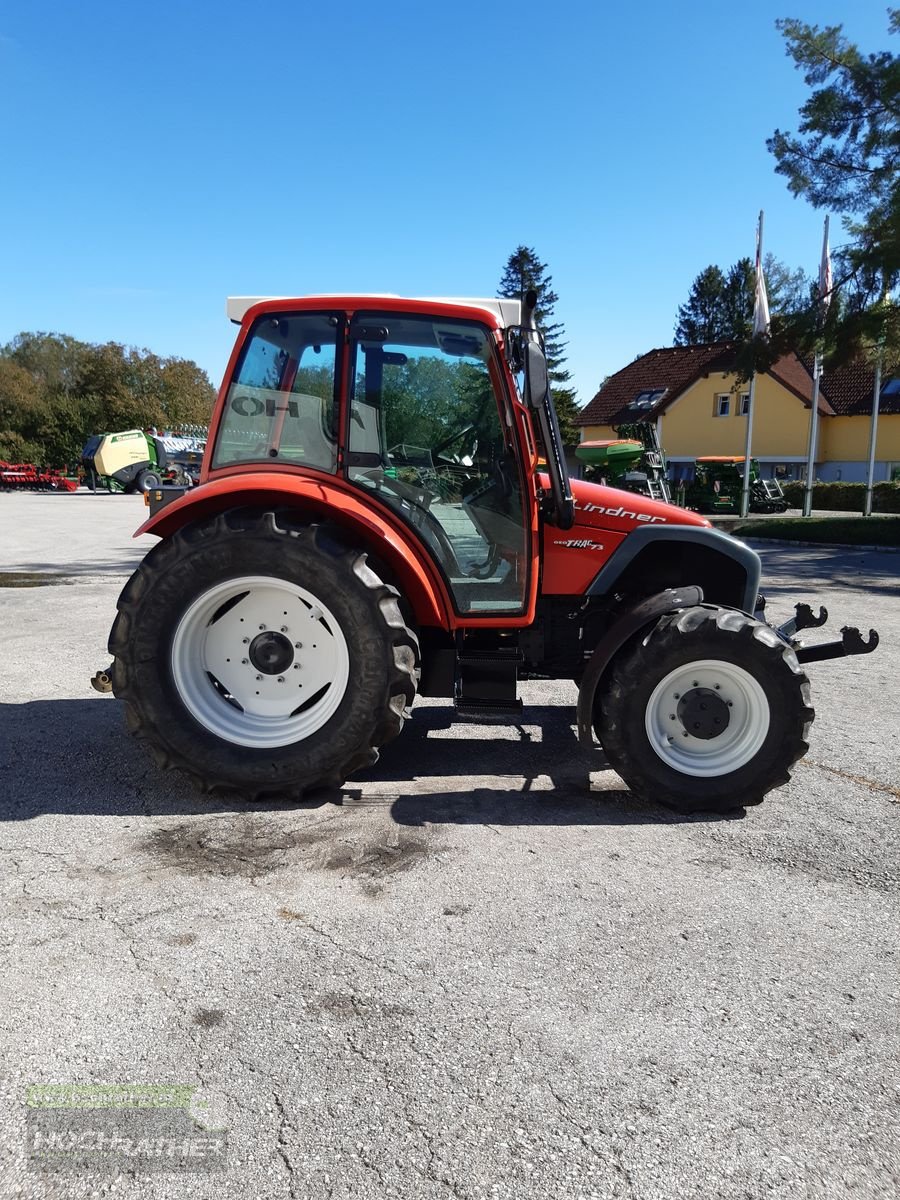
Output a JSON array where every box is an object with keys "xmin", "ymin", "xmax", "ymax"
[{"xmin": 524, "ymin": 341, "xmax": 549, "ymax": 409}]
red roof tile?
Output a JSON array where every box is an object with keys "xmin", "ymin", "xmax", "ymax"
[{"xmin": 577, "ymin": 343, "xmax": 842, "ymax": 426}]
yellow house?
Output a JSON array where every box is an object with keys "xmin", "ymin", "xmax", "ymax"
[{"xmin": 576, "ymin": 343, "xmax": 900, "ymax": 483}]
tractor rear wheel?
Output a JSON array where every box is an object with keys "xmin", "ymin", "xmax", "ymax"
[
  {"xmin": 596, "ymin": 605, "xmax": 813, "ymax": 813},
  {"xmin": 109, "ymin": 510, "xmax": 419, "ymax": 800}
]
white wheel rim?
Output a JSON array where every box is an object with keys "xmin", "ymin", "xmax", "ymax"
[
  {"xmin": 171, "ymin": 575, "xmax": 350, "ymax": 748},
  {"xmin": 644, "ymin": 659, "xmax": 770, "ymax": 777}
]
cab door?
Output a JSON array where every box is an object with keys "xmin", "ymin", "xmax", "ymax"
[{"xmin": 345, "ymin": 310, "xmax": 534, "ymax": 617}]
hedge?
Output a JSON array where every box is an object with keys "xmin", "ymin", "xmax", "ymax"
[
  {"xmin": 736, "ymin": 516, "xmax": 900, "ymax": 547},
  {"xmin": 780, "ymin": 481, "xmax": 900, "ymax": 513}
]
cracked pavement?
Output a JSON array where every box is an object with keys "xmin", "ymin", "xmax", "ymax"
[{"xmin": 1, "ymin": 492, "xmax": 899, "ymax": 1199}]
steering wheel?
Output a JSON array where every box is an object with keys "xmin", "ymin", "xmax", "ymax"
[{"xmin": 433, "ymin": 423, "xmax": 477, "ymax": 465}]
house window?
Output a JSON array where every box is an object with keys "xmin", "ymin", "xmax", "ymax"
[
  {"xmin": 715, "ymin": 394, "xmax": 731, "ymax": 417},
  {"xmin": 739, "ymin": 393, "xmax": 750, "ymax": 415}
]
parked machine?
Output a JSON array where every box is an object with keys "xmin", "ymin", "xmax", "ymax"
[
  {"xmin": 576, "ymin": 421, "xmax": 672, "ymax": 503},
  {"xmin": 685, "ymin": 457, "xmax": 789, "ymax": 514},
  {"xmin": 0, "ymin": 463, "xmax": 79, "ymax": 492},
  {"xmin": 81, "ymin": 429, "xmax": 166, "ymax": 493},
  {"xmin": 99, "ymin": 293, "xmax": 878, "ymax": 814},
  {"xmin": 81, "ymin": 429, "xmax": 206, "ymax": 493}
]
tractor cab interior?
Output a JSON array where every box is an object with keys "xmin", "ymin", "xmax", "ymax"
[{"xmin": 346, "ymin": 312, "xmax": 529, "ymax": 612}]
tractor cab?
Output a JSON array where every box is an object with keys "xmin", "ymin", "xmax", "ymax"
[{"xmin": 202, "ymin": 295, "xmax": 574, "ymax": 616}]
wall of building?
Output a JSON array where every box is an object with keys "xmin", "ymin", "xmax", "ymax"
[
  {"xmin": 578, "ymin": 423, "xmax": 617, "ymax": 442},
  {"xmin": 820, "ymin": 414, "xmax": 900, "ymax": 465},
  {"xmin": 658, "ymin": 372, "xmax": 816, "ymax": 458},
  {"xmin": 578, "ymin": 375, "xmax": 900, "ymax": 480}
]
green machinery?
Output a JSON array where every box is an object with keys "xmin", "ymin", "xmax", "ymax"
[
  {"xmin": 575, "ymin": 422, "xmax": 672, "ymax": 503},
  {"xmin": 683, "ymin": 457, "xmax": 789, "ymax": 514}
]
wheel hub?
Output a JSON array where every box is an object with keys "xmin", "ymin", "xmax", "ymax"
[
  {"xmin": 248, "ymin": 630, "xmax": 294, "ymax": 675},
  {"xmin": 643, "ymin": 658, "xmax": 770, "ymax": 778},
  {"xmin": 676, "ymin": 687, "xmax": 730, "ymax": 740}
]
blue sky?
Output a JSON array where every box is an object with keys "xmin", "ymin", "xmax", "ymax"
[{"xmin": 0, "ymin": 1, "xmax": 889, "ymax": 406}]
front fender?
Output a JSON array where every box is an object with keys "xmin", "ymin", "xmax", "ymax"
[
  {"xmin": 135, "ymin": 473, "xmax": 451, "ymax": 629},
  {"xmin": 576, "ymin": 586, "xmax": 704, "ymax": 747}
]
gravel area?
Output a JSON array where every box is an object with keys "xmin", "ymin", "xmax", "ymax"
[{"xmin": 1, "ymin": 491, "xmax": 898, "ymax": 1200}]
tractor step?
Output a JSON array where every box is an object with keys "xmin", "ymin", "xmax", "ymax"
[
  {"xmin": 455, "ymin": 698, "xmax": 524, "ymax": 721},
  {"xmin": 455, "ymin": 645, "xmax": 522, "ymax": 716}
]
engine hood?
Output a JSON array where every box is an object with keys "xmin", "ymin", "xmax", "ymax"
[{"xmin": 568, "ymin": 478, "xmax": 710, "ymax": 533}]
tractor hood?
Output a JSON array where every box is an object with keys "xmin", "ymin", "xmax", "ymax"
[{"xmin": 567, "ymin": 477, "xmax": 710, "ymax": 534}]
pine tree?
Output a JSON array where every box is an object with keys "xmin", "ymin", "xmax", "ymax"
[
  {"xmin": 498, "ymin": 245, "xmax": 580, "ymax": 444},
  {"xmin": 767, "ymin": 10, "xmax": 900, "ymax": 365},
  {"xmin": 674, "ymin": 266, "xmax": 729, "ymax": 344}
]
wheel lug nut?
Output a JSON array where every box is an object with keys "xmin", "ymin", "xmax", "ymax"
[
  {"xmin": 669, "ymin": 714, "xmax": 676, "ymax": 720},
  {"xmin": 673, "ymin": 692, "xmax": 680, "ymax": 699},
  {"xmin": 278, "ymin": 676, "xmax": 285, "ymax": 683},
  {"xmin": 242, "ymin": 658, "xmax": 249, "ymax": 665},
  {"xmin": 259, "ymin": 624, "xmax": 266, "ymax": 630},
  {"xmin": 293, "ymin": 664, "xmax": 300, "ymax": 670},
  {"xmin": 280, "ymin": 626, "xmax": 288, "ymax": 633},
  {"xmin": 242, "ymin": 637, "xmax": 249, "ymax": 644},
  {"xmin": 294, "ymin": 642, "xmax": 302, "ymax": 649},
  {"xmin": 256, "ymin": 674, "xmax": 262, "ymax": 681}
]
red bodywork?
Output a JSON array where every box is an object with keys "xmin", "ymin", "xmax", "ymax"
[{"xmin": 137, "ymin": 296, "xmax": 708, "ymax": 630}]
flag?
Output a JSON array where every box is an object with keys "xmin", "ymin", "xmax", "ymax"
[
  {"xmin": 819, "ymin": 215, "xmax": 832, "ymax": 313},
  {"xmin": 752, "ymin": 211, "xmax": 770, "ymax": 336}
]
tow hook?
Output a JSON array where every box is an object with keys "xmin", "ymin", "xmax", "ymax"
[
  {"xmin": 90, "ymin": 667, "xmax": 113, "ymax": 694},
  {"xmin": 777, "ymin": 603, "xmax": 828, "ymax": 640},
  {"xmin": 795, "ymin": 626, "xmax": 879, "ymax": 663},
  {"xmin": 774, "ymin": 602, "xmax": 879, "ymax": 663}
]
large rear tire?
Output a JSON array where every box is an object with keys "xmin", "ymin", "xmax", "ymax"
[
  {"xmin": 596, "ymin": 605, "xmax": 813, "ymax": 813},
  {"xmin": 109, "ymin": 510, "xmax": 419, "ymax": 800}
]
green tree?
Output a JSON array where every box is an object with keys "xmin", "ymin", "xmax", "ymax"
[
  {"xmin": 0, "ymin": 332, "xmax": 216, "ymax": 467},
  {"xmin": 674, "ymin": 265, "xmax": 728, "ymax": 343},
  {"xmin": 767, "ymin": 11, "xmax": 900, "ymax": 365},
  {"xmin": 675, "ymin": 255, "xmax": 812, "ymax": 349},
  {"xmin": 498, "ymin": 245, "xmax": 580, "ymax": 444}
]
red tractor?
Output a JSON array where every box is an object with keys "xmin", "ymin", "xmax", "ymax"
[{"xmin": 107, "ymin": 293, "xmax": 878, "ymax": 813}]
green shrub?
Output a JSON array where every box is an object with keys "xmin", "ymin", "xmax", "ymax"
[
  {"xmin": 736, "ymin": 516, "xmax": 900, "ymax": 546},
  {"xmin": 780, "ymin": 481, "xmax": 900, "ymax": 513}
]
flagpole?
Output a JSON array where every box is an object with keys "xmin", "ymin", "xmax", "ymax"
[
  {"xmin": 868, "ymin": 285, "xmax": 888, "ymax": 520},
  {"xmin": 863, "ymin": 346, "xmax": 884, "ymax": 518},
  {"xmin": 741, "ymin": 210, "xmax": 765, "ymax": 518},
  {"xmin": 802, "ymin": 354, "xmax": 823, "ymax": 517},
  {"xmin": 802, "ymin": 215, "xmax": 830, "ymax": 518}
]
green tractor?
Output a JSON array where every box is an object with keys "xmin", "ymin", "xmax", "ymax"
[{"xmin": 684, "ymin": 457, "xmax": 789, "ymax": 515}]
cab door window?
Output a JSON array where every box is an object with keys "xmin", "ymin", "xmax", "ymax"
[
  {"xmin": 347, "ymin": 314, "xmax": 528, "ymax": 614},
  {"xmin": 212, "ymin": 313, "xmax": 339, "ymax": 470}
]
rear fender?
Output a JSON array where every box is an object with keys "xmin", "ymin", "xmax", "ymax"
[
  {"xmin": 134, "ymin": 473, "xmax": 451, "ymax": 629},
  {"xmin": 576, "ymin": 586, "xmax": 704, "ymax": 747}
]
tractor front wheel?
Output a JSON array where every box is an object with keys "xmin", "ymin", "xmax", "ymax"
[
  {"xmin": 596, "ymin": 605, "xmax": 813, "ymax": 813},
  {"xmin": 109, "ymin": 510, "xmax": 419, "ymax": 800}
]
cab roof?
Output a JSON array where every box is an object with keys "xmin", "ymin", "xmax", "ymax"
[{"xmin": 226, "ymin": 295, "xmax": 523, "ymax": 330}]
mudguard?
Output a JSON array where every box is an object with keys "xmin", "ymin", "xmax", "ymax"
[
  {"xmin": 576, "ymin": 586, "xmax": 704, "ymax": 747},
  {"xmin": 134, "ymin": 473, "xmax": 452, "ymax": 629}
]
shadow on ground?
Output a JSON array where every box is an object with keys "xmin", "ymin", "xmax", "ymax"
[
  {"xmin": 753, "ymin": 543, "xmax": 900, "ymax": 599},
  {"xmin": 0, "ymin": 698, "xmax": 737, "ymax": 828}
]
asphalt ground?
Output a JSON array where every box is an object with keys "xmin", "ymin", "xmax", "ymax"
[{"xmin": 1, "ymin": 491, "xmax": 899, "ymax": 1200}]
